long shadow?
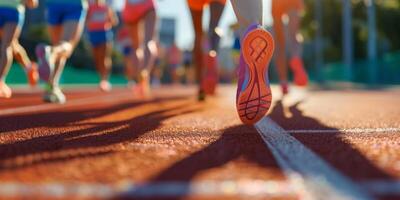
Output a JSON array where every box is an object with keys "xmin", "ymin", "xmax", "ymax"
[
  {"xmin": 121, "ymin": 125, "xmax": 280, "ymax": 199},
  {"xmin": 269, "ymin": 100, "xmax": 394, "ymax": 181},
  {"xmin": 0, "ymin": 97, "xmax": 198, "ymax": 169},
  {"xmin": 0, "ymin": 96, "xmax": 186, "ymax": 133}
]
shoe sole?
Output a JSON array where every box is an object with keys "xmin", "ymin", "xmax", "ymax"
[
  {"xmin": 35, "ymin": 45, "xmax": 51, "ymax": 82},
  {"xmin": 237, "ymin": 28, "xmax": 274, "ymax": 125},
  {"xmin": 43, "ymin": 93, "xmax": 66, "ymax": 104}
]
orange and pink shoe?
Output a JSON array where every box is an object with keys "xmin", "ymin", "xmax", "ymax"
[
  {"xmin": 290, "ymin": 56, "xmax": 308, "ymax": 86},
  {"xmin": 26, "ymin": 62, "xmax": 39, "ymax": 87},
  {"xmin": 236, "ymin": 24, "xmax": 275, "ymax": 125}
]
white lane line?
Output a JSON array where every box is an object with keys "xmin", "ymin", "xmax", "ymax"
[
  {"xmin": 255, "ymin": 117, "xmax": 374, "ymax": 200},
  {"xmin": 287, "ymin": 128, "xmax": 400, "ymax": 134},
  {"xmin": 0, "ymin": 180, "xmax": 294, "ymax": 198},
  {"xmin": 361, "ymin": 180, "xmax": 400, "ymax": 195},
  {"xmin": 0, "ymin": 93, "xmax": 132, "ymax": 116},
  {"xmin": 0, "ymin": 180, "xmax": 397, "ymax": 198}
]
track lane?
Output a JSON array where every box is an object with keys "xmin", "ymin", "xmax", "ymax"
[{"xmin": 0, "ymin": 85, "xmax": 399, "ymax": 199}]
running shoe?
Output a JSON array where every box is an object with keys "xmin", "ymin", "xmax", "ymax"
[
  {"xmin": 236, "ymin": 24, "xmax": 275, "ymax": 125},
  {"xmin": 0, "ymin": 82, "xmax": 12, "ymax": 98},
  {"xmin": 201, "ymin": 51, "xmax": 218, "ymax": 95},
  {"xmin": 35, "ymin": 44, "xmax": 53, "ymax": 82},
  {"xmin": 290, "ymin": 56, "xmax": 308, "ymax": 86},
  {"xmin": 26, "ymin": 62, "xmax": 39, "ymax": 87},
  {"xmin": 99, "ymin": 80, "xmax": 112, "ymax": 92},
  {"xmin": 43, "ymin": 84, "xmax": 66, "ymax": 104}
]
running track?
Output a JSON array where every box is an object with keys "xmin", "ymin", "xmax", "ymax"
[{"xmin": 0, "ymin": 85, "xmax": 399, "ymax": 200}]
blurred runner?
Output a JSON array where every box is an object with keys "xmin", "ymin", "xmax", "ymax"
[
  {"xmin": 187, "ymin": 0, "xmax": 226, "ymax": 101},
  {"xmin": 35, "ymin": 0, "xmax": 88, "ymax": 104},
  {"xmin": 230, "ymin": 22, "xmax": 241, "ymax": 78},
  {"xmin": 122, "ymin": 0, "xmax": 158, "ymax": 97},
  {"xmin": 116, "ymin": 26, "xmax": 136, "ymax": 87},
  {"xmin": 230, "ymin": 0, "xmax": 275, "ymax": 124},
  {"xmin": 86, "ymin": 0, "xmax": 118, "ymax": 92},
  {"xmin": 182, "ymin": 50, "xmax": 194, "ymax": 84},
  {"xmin": 167, "ymin": 43, "xmax": 182, "ymax": 84},
  {"xmin": 272, "ymin": 0, "xmax": 308, "ymax": 94},
  {"xmin": 0, "ymin": 0, "xmax": 39, "ymax": 98}
]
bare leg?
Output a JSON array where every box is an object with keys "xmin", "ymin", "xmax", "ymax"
[
  {"xmin": 0, "ymin": 23, "xmax": 20, "ymax": 82},
  {"xmin": 273, "ymin": 16, "xmax": 288, "ymax": 83},
  {"xmin": 209, "ymin": 2, "xmax": 224, "ymax": 52},
  {"xmin": 287, "ymin": 10, "xmax": 302, "ymax": 58},
  {"xmin": 230, "ymin": 0, "xmax": 263, "ymax": 40},
  {"xmin": 46, "ymin": 20, "xmax": 85, "ymax": 87},
  {"xmin": 12, "ymin": 42, "xmax": 32, "ymax": 69},
  {"xmin": 189, "ymin": 8, "xmax": 203, "ymax": 85},
  {"xmin": 143, "ymin": 9, "xmax": 157, "ymax": 72},
  {"xmin": 287, "ymin": 10, "xmax": 308, "ymax": 86},
  {"xmin": 127, "ymin": 22, "xmax": 141, "ymax": 81},
  {"xmin": 92, "ymin": 43, "xmax": 112, "ymax": 81},
  {"xmin": 124, "ymin": 54, "xmax": 135, "ymax": 81}
]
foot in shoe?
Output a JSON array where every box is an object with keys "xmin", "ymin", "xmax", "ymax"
[{"xmin": 236, "ymin": 24, "xmax": 275, "ymax": 125}]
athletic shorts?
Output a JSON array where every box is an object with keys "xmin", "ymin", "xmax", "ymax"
[
  {"xmin": 123, "ymin": 0, "xmax": 155, "ymax": 24},
  {"xmin": 187, "ymin": 0, "xmax": 226, "ymax": 11},
  {"xmin": 272, "ymin": 0, "xmax": 304, "ymax": 18},
  {"xmin": 122, "ymin": 46, "xmax": 132, "ymax": 56},
  {"xmin": 0, "ymin": 7, "xmax": 24, "ymax": 28},
  {"xmin": 88, "ymin": 29, "xmax": 113, "ymax": 47},
  {"xmin": 46, "ymin": 3, "xmax": 87, "ymax": 26}
]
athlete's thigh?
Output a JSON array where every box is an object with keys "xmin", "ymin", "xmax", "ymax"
[
  {"xmin": 62, "ymin": 20, "xmax": 85, "ymax": 46},
  {"xmin": 0, "ymin": 23, "xmax": 19, "ymax": 49}
]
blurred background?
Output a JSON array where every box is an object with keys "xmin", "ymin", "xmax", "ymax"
[{"xmin": 7, "ymin": 0, "xmax": 400, "ymax": 86}]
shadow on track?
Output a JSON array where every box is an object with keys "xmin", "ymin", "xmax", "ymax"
[
  {"xmin": 0, "ymin": 96, "xmax": 199, "ymax": 169},
  {"xmin": 268, "ymin": 100, "xmax": 395, "ymax": 181},
  {"xmin": 119, "ymin": 125, "xmax": 280, "ymax": 199},
  {"xmin": 0, "ymin": 96, "xmax": 186, "ymax": 133}
]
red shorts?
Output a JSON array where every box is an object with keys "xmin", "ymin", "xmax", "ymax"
[
  {"xmin": 187, "ymin": 0, "xmax": 226, "ymax": 11},
  {"xmin": 123, "ymin": 0, "xmax": 155, "ymax": 24},
  {"xmin": 272, "ymin": 0, "xmax": 304, "ymax": 18}
]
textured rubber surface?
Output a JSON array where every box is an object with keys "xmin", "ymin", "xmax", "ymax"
[
  {"xmin": 0, "ymin": 85, "xmax": 399, "ymax": 200},
  {"xmin": 237, "ymin": 28, "xmax": 275, "ymax": 125}
]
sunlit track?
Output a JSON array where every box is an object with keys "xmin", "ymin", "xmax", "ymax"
[
  {"xmin": 287, "ymin": 128, "xmax": 400, "ymax": 134},
  {"xmin": 0, "ymin": 180, "xmax": 398, "ymax": 199},
  {"xmin": 0, "ymin": 180, "xmax": 294, "ymax": 199},
  {"xmin": 0, "ymin": 85, "xmax": 399, "ymax": 199},
  {"xmin": 255, "ymin": 117, "xmax": 374, "ymax": 200},
  {"xmin": 0, "ymin": 86, "xmax": 195, "ymax": 116},
  {"xmin": 0, "ymin": 92, "xmax": 132, "ymax": 116}
]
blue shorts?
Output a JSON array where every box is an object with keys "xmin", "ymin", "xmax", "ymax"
[
  {"xmin": 122, "ymin": 46, "xmax": 132, "ymax": 56},
  {"xmin": 46, "ymin": 3, "xmax": 87, "ymax": 26},
  {"xmin": 88, "ymin": 30, "xmax": 113, "ymax": 47},
  {"xmin": 0, "ymin": 7, "xmax": 24, "ymax": 28}
]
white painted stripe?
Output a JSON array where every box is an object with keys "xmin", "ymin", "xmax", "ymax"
[
  {"xmin": 0, "ymin": 180, "xmax": 294, "ymax": 198},
  {"xmin": 287, "ymin": 128, "xmax": 400, "ymax": 134},
  {"xmin": 0, "ymin": 180, "xmax": 397, "ymax": 198},
  {"xmin": 0, "ymin": 92, "xmax": 132, "ymax": 116},
  {"xmin": 255, "ymin": 117, "xmax": 374, "ymax": 200},
  {"xmin": 361, "ymin": 180, "xmax": 400, "ymax": 195}
]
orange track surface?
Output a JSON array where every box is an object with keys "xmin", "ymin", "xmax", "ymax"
[{"xmin": 0, "ymin": 85, "xmax": 399, "ymax": 200}]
